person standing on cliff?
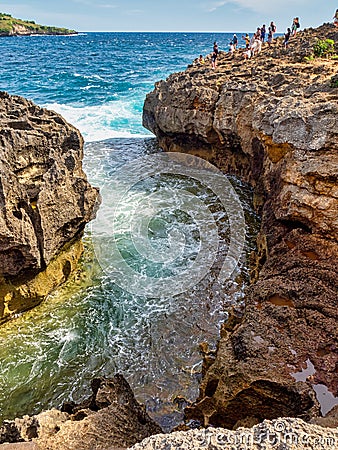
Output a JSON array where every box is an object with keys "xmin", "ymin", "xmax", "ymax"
[
  {"xmin": 229, "ymin": 41, "xmax": 235, "ymax": 56},
  {"xmin": 211, "ymin": 41, "xmax": 219, "ymax": 69},
  {"xmin": 267, "ymin": 27, "xmax": 273, "ymax": 46},
  {"xmin": 242, "ymin": 33, "xmax": 250, "ymax": 49},
  {"xmin": 233, "ymin": 34, "xmax": 238, "ymax": 49},
  {"xmin": 261, "ymin": 24, "xmax": 266, "ymax": 42},
  {"xmin": 255, "ymin": 27, "xmax": 261, "ymax": 40},
  {"xmin": 283, "ymin": 27, "xmax": 291, "ymax": 49},
  {"xmin": 334, "ymin": 9, "xmax": 338, "ymax": 27},
  {"xmin": 291, "ymin": 17, "xmax": 300, "ymax": 36},
  {"xmin": 270, "ymin": 21, "xmax": 277, "ymax": 39}
]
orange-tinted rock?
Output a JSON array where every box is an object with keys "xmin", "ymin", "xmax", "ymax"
[
  {"xmin": 0, "ymin": 92, "xmax": 100, "ymax": 321},
  {"xmin": 143, "ymin": 23, "xmax": 338, "ymax": 427}
]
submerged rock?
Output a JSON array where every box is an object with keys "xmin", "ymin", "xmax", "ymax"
[
  {"xmin": 143, "ymin": 24, "xmax": 338, "ymax": 427},
  {"xmin": 0, "ymin": 92, "xmax": 99, "ymax": 322}
]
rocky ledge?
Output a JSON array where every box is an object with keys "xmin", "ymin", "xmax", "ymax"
[
  {"xmin": 131, "ymin": 416, "xmax": 338, "ymax": 450},
  {"xmin": 143, "ymin": 24, "xmax": 338, "ymax": 427},
  {"xmin": 0, "ymin": 375, "xmax": 162, "ymax": 449},
  {"xmin": 0, "ymin": 92, "xmax": 99, "ymax": 322}
]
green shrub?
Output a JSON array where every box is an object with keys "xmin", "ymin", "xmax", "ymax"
[
  {"xmin": 304, "ymin": 55, "xmax": 315, "ymax": 62},
  {"xmin": 313, "ymin": 39, "xmax": 335, "ymax": 57}
]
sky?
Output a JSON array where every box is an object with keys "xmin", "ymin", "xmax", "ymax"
[{"xmin": 1, "ymin": 0, "xmax": 337, "ymax": 33}]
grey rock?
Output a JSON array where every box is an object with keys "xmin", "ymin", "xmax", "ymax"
[
  {"xmin": 0, "ymin": 91, "xmax": 99, "ymax": 277},
  {"xmin": 130, "ymin": 418, "xmax": 338, "ymax": 449},
  {"xmin": 0, "ymin": 376, "xmax": 162, "ymax": 450}
]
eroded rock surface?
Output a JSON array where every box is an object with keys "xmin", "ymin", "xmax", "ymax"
[
  {"xmin": 0, "ymin": 376, "xmax": 162, "ymax": 450},
  {"xmin": 130, "ymin": 418, "xmax": 338, "ymax": 450},
  {"xmin": 0, "ymin": 92, "xmax": 99, "ymax": 321},
  {"xmin": 143, "ymin": 24, "xmax": 338, "ymax": 427}
]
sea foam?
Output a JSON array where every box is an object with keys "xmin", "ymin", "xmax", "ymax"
[{"xmin": 44, "ymin": 101, "xmax": 153, "ymax": 141}]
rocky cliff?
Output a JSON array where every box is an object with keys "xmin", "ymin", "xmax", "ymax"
[
  {"xmin": 0, "ymin": 13, "xmax": 76, "ymax": 36},
  {"xmin": 143, "ymin": 24, "xmax": 338, "ymax": 427},
  {"xmin": 0, "ymin": 91, "xmax": 99, "ymax": 322}
]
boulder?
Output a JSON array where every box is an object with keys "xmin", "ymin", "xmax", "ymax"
[
  {"xmin": 0, "ymin": 92, "xmax": 99, "ymax": 321},
  {"xmin": 0, "ymin": 375, "xmax": 162, "ymax": 450}
]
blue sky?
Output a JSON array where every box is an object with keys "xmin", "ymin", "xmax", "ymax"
[{"xmin": 2, "ymin": 0, "xmax": 337, "ymax": 32}]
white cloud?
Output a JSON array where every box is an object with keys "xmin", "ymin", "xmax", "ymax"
[
  {"xmin": 205, "ymin": 1, "xmax": 227, "ymax": 12},
  {"xmin": 124, "ymin": 9, "xmax": 143, "ymax": 16},
  {"xmin": 98, "ymin": 4, "xmax": 118, "ymax": 8}
]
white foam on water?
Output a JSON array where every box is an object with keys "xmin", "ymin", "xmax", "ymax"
[{"xmin": 44, "ymin": 101, "xmax": 152, "ymax": 142}]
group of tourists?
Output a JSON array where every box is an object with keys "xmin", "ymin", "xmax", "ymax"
[
  {"xmin": 198, "ymin": 9, "xmax": 337, "ymax": 69},
  {"xmin": 281, "ymin": 17, "xmax": 301, "ymax": 49},
  {"xmin": 206, "ymin": 16, "xmax": 299, "ymax": 67},
  {"xmin": 240, "ymin": 17, "xmax": 301, "ymax": 60}
]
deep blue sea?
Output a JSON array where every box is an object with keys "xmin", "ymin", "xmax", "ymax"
[
  {"xmin": 0, "ymin": 32, "xmax": 258, "ymax": 430},
  {"xmin": 1, "ymin": 32, "xmax": 239, "ymax": 140}
]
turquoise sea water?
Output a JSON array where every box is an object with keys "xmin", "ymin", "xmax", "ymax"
[
  {"xmin": 1, "ymin": 32, "xmax": 237, "ymax": 140},
  {"xmin": 0, "ymin": 32, "xmax": 258, "ymax": 430}
]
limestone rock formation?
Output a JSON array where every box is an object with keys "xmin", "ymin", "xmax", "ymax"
[
  {"xmin": 0, "ymin": 91, "xmax": 99, "ymax": 322},
  {"xmin": 143, "ymin": 24, "xmax": 338, "ymax": 427},
  {"xmin": 0, "ymin": 375, "xmax": 162, "ymax": 450},
  {"xmin": 130, "ymin": 418, "xmax": 338, "ymax": 450}
]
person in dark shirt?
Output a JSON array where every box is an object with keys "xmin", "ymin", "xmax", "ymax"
[
  {"xmin": 291, "ymin": 17, "xmax": 300, "ymax": 36},
  {"xmin": 233, "ymin": 34, "xmax": 238, "ymax": 49},
  {"xmin": 283, "ymin": 28, "xmax": 291, "ymax": 48},
  {"xmin": 255, "ymin": 27, "xmax": 261, "ymax": 40},
  {"xmin": 211, "ymin": 41, "xmax": 219, "ymax": 69},
  {"xmin": 270, "ymin": 21, "xmax": 277, "ymax": 37},
  {"xmin": 261, "ymin": 24, "xmax": 266, "ymax": 42}
]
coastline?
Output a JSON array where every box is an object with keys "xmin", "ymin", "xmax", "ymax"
[
  {"xmin": 143, "ymin": 22, "xmax": 338, "ymax": 429},
  {"xmin": 0, "ymin": 32, "xmax": 78, "ymax": 37},
  {"xmin": 0, "ymin": 21, "xmax": 337, "ymax": 450},
  {"xmin": 0, "ymin": 13, "xmax": 77, "ymax": 36}
]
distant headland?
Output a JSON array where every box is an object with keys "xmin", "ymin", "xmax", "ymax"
[{"xmin": 0, "ymin": 12, "xmax": 77, "ymax": 36}]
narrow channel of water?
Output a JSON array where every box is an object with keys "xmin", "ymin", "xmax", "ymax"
[{"xmin": 0, "ymin": 138, "xmax": 259, "ymax": 431}]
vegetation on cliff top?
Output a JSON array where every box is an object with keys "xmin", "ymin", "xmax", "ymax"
[{"xmin": 0, "ymin": 13, "xmax": 77, "ymax": 36}]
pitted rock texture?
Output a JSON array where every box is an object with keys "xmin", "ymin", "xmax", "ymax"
[
  {"xmin": 0, "ymin": 92, "xmax": 99, "ymax": 320},
  {"xmin": 143, "ymin": 24, "xmax": 338, "ymax": 426},
  {"xmin": 130, "ymin": 418, "xmax": 338, "ymax": 450},
  {"xmin": 0, "ymin": 376, "xmax": 162, "ymax": 450}
]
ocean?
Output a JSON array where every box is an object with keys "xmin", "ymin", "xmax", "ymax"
[
  {"xmin": 1, "ymin": 31, "xmax": 241, "ymax": 141},
  {"xmin": 0, "ymin": 32, "xmax": 258, "ymax": 430}
]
